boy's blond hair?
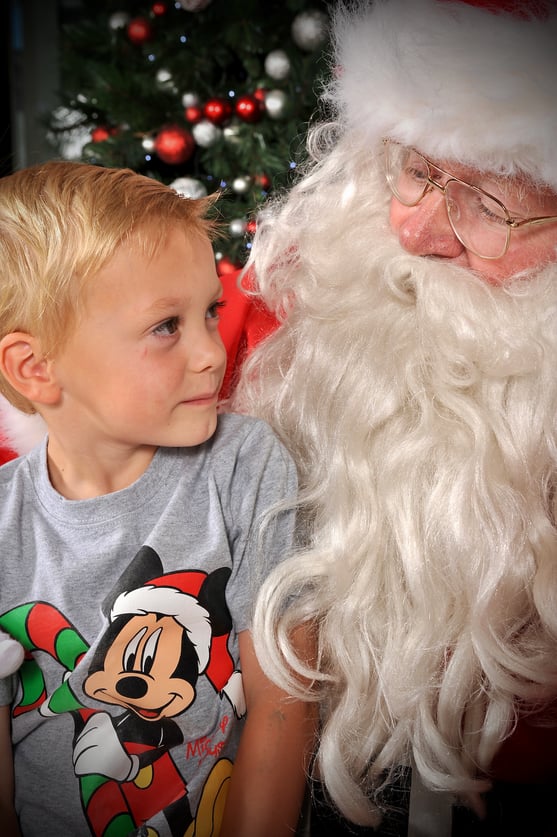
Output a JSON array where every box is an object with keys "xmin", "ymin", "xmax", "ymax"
[{"xmin": 0, "ymin": 161, "xmax": 217, "ymax": 413}]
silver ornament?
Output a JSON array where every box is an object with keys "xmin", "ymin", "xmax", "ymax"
[
  {"xmin": 48, "ymin": 106, "xmax": 90, "ymax": 160},
  {"xmin": 291, "ymin": 10, "xmax": 329, "ymax": 51},
  {"xmin": 223, "ymin": 125, "xmax": 241, "ymax": 144},
  {"xmin": 229, "ymin": 219, "xmax": 247, "ymax": 238},
  {"xmin": 232, "ymin": 176, "xmax": 251, "ymax": 195},
  {"xmin": 264, "ymin": 49, "xmax": 291, "ymax": 81},
  {"xmin": 181, "ymin": 91, "xmax": 200, "ymax": 108},
  {"xmin": 264, "ymin": 89, "xmax": 288, "ymax": 120},
  {"xmin": 142, "ymin": 136, "xmax": 156, "ymax": 152},
  {"xmin": 192, "ymin": 119, "xmax": 222, "ymax": 148},
  {"xmin": 156, "ymin": 68, "xmax": 175, "ymax": 91},
  {"xmin": 170, "ymin": 177, "xmax": 208, "ymax": 199},
  {"xmin": 108, "ymin": 11, "xmax": 130, "ymax": 30}
]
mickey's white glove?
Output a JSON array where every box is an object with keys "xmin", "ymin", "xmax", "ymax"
[{"xmin": 73, "ymin": 712, "xmax": 139, "ymax": 782}]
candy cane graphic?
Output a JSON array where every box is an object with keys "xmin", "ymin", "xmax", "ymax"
[{"xmin": 0, "ymin": 602, "xmax": 137, "ymax": 836}]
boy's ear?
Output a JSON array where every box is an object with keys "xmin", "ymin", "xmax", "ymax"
[{"xmin": 0, "ymin": 333, "xmax": 61, "ymax": 406}]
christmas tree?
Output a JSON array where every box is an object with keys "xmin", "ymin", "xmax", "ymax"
[{"xmin": 49, "ymin": 0, "xmax": 331, "ymax": 271}]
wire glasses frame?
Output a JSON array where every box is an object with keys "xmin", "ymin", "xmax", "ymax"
[{"xmin": 383, "ymin": 139, "xmax": 557, "ymax": 260}]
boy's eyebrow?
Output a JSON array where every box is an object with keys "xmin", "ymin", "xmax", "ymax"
[
  {"xmin": 142, "ymin": 285, "xmax": 224, "ymax": 316},
  {"xmin": 142, "ymin": 296, "xmax": 187, "ymax": 315}
]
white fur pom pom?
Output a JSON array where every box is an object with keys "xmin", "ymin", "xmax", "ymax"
[{"xmin": 0, "ymin": 395, "xmax": 47, "ymax": 455}]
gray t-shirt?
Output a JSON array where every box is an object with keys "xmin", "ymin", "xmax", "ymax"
[{"xmin": 0, "ymin": 413, "xmax": 297, "ymax": 837}]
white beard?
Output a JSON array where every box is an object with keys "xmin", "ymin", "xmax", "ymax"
[{"xmin": 234, "ymin": 193, "xmax": 557, "ymax": 818}]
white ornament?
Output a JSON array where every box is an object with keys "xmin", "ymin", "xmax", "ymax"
[
  {"xmin": 108, "ymin": 11, "xmax": 130, "ymax": 30},
  {"xmin": 47, "ymin": 106, "xmax": 90, "ymax": 160},
  {"xmin": 192, "ymin": 119, "xmax": 222, "ymax": 148},
  {"xmin": 229, "ymin": 218, "xmax": 247, "ymax": 238},
  {"xmin": 265, "ymin": 89, "xmax": 288, "ymax": 120},
  {"xmin": 232, "ymin": 176, "xmax": 251, "ymax": 195},
  {"xmin": 156, "ymin": 68, "xmax": 176, "ymax": 91},
  {"xmin": 181, "ymin": 91, "xmax": 200, "ymax": 108},
  {"xmin": 291, "ymin": 10, "xmax": 329, "ymax": 51},
  {"xmin": 142, "ymin": 136, "xmax": 156, "ymax": 152},
  {"xmin": 264, "ymin": 49, "xmax": 291, "ymax": 81},
  {"xmin": 176, "ymin": 0, "xmax": 213, "ymax": 11},
  {"xmin": 169, "ymin": 177, "xmax": 208, "ymax": 199},
  {"xmin": 223, "ymin": 124, "xmax": 241, "ymax": 144}
]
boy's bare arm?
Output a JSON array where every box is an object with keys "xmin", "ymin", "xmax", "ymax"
[
  {"xmin": 219, "ymin": 627, "xmax": 317, "ymax": 837},
  {"xmin": 0, "ymin": 704, "xmax": 21, "ymax": 837}
]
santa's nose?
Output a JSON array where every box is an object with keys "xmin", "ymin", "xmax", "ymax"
[{"xmin": 391, "ymin": 190, "xmax": 465, "ymax": 259}]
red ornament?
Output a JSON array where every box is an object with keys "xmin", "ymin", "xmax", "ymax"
[
  {"xmin": 203, "ymin": 98, "xmax": 233, "ymax": 126},
  {"xmin": 216, "ymin": 256, "xmax": 241, "ymax": 276},
  {"xmin": 253, "ymin": 88, "xmax": 267, "ymax": 104},
  {"xmin": 235, "ymin": 94, "xmax": 263, "ymax": 124},
  {"xmin": 255, "ymin": 173, "xmax": 272, "ymax": 191},
  {"xmin": 91, "ymin": 126, "xmax": 112, "ymax": 143},
  {"xmin": 154, "ymin": 125, "xmax": 195, "ymax": 165},
  {"xmin": 184, "ymin": 105, "xmax": 203, "ymax": 124},
  {"xmin": 246, "ymin": 219, "xmax": 257, "ymax": 235},
  {"xmin": 151, "ymin": 1, "xmax": 168, "ymax": 14},
  {"xmin": 127, "ymin": 17, "xmax": 153, "ymax": 44}
]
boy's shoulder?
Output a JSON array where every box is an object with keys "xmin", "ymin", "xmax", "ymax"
[
  {"xmin": 214, "ymin": 411, "xmax": 282, "ymax": 451},
  {"xmin": 210, "ymin": 412, "xmax": 295, "ymax": 478},
  {"xmin": 0, "ymin": 445, "xmax": 38, "ymax": 490}
]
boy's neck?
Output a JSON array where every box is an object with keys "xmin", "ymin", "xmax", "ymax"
[{"xmin": 45, "ymin": 436, "xmax": 158, "ymax": 500}]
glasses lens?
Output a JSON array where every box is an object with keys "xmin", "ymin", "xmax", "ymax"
[
  {"xmin": 445, "ymin": 180, "xmax": 509, "ymax": 259},
  {"xmin": 385, "ymin": 144, "xmax": 429, "ymax": 206}
]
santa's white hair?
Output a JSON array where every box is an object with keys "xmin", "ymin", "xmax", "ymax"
[{"xmin": 232, "ymin": 127, "xmax": 557, "ymax": 826}]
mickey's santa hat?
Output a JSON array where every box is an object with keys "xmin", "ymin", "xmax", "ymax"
[
  {"xmin": 328, "ymin": 0, "xmax": 557, "ymax": 188},
  {"xmin": 111, "ymin": 570, "xmax": 247, "ymax": 718}
]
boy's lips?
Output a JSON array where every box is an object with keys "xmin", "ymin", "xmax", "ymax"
[{"xmin": 181, "ymin": 390, "xmax": 219, "ymax": 405}]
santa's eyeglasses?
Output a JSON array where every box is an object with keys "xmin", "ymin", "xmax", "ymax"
[{"xmin": 383, "ymin": 139, "xmax": 557, "ymax": 260}]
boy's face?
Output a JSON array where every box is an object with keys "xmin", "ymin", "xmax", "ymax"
[{"xmin": 52, "ymin": 226, "xmax": 226, "ymax": 452}]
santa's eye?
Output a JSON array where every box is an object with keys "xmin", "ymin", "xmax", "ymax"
[{"xmin": 123, "ymin": 626, "xmax": 148, "ymax": 672}]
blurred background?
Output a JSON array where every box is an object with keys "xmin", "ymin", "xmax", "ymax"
[{"xmin": 4, "ymin": 0, "xmax": 331, "ymax": 269}]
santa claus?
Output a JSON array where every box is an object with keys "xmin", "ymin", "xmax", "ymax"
[{"xmin": 229, "ymin": 0, "xmax": 557, "ymax": 834}]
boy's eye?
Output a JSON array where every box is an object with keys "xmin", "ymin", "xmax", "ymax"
[
  {"xmin": 207, "ymin": 300, "xmax": 226, "ymax": 320},
  {"xmin": 153, "ymin": 316, "xmax": 180, "ymax": 336}
]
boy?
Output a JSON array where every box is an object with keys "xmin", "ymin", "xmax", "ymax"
[{"xmin": 0, "ymin": 161, "xmax": 313, "ymax": 837}]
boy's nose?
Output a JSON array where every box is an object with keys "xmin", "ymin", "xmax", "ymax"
[
  {"xmin": 392, "ymin": 190, "xmax": 465, "ymax": 259},
  {"xmin": 192, "ymin": 330, "xmax": 226, "ymax": 374}
]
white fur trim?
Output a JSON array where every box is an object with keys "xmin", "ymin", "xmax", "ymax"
[
  {"xmin": 111, "ymin": 585, "xmax": 212, "ymax": 673},
  {"xmin": 328, "ymin": 0, "xmax": 557, "ymax": 187},
  {"xmin": 0, "ymin": 395, "xmax": 47, "ymax": 454},
  {"xmin": 0, "ymin": 632, "xmax": 25, "ymax": 677},
  {"xmin": 221, "ymin": 669, "xmax": 247, "ymax": 718}
]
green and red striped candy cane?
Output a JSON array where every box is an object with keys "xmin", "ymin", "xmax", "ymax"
[{"xmin": 0, "ymin": 602, "xmax": 137, "ymax": 836}]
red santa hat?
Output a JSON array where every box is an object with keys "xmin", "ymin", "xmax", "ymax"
[
  {"xmin": 112, "ymin": 577, "xmax": 212, "ymax": 672},
  {"xmin": 328, "ymin": 0, "xmax": 557, "ymax": 188}
]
